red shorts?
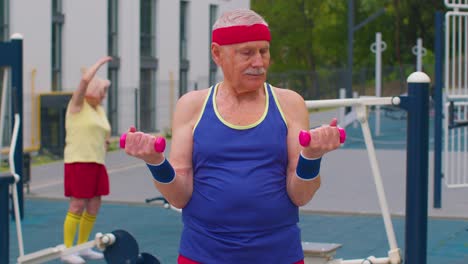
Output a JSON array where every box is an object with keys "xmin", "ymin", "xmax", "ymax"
[
  {"xmin": 178, "ymin": 254, "xmax": 304, "ymax": 264},
  {"xmin": 64, "ymin": 162, "xmax": 110, "ymax": 198}
]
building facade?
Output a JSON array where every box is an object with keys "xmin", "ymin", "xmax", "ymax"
[{"xmin": 0, "ymin": 0, "xmax": 250, "ymax": 151}]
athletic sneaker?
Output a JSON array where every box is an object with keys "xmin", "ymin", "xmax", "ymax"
[
  {"xmin": 60, "ymin": 253, "xmax": 86, "ymax": 264},
  {"xmin": 79, "ymin": 248, "xmax": 104, "ymax": 260}
]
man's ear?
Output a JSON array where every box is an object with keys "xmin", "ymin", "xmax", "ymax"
[{"xmin": 211, "ymin": 43, "xmax": 222, "ymax": 65}]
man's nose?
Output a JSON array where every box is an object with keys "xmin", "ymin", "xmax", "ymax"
[{"xmin": 251, "ymin": 52, "xmax": 264, "ymax": 67}]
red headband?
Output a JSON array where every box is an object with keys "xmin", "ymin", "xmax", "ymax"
[{"xmin": 212, "ymin": 24, "xmax": 271, "ymax": 46}]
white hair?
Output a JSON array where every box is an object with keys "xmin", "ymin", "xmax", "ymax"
[{"xmin": 212, "ymin": 9, "xmax": 268, "ymax": 30}]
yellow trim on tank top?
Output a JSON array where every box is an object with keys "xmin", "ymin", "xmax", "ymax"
[
  {"xmin": 192, "ymin": 85, "xmax": 214, "ymax": 133},
  {"xmin": 270, "ymin": 85, "xmax": 288, "ymax": 128},
  {"xmin": 213, "ymin": 83, "xmax": 269, "ymax": 130}
]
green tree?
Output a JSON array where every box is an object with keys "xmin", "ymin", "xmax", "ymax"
[
  {"xmin": 252, "ymin": 0, "xmax": 348, "ymax": 72},
  {"xmin": 251, "ymin": 0, "xmax": 447, "ymax": 97},
  {"xmin": 252, "ymin": 0, "xmax": 446, "ymax": 71}
]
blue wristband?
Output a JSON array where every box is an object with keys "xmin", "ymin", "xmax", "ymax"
[
  {"xmin": 146, "ymin": 158, "xmax": 175, "ymax": 184},
  {"xmin": 296, "ymin": 153, "xmax": 322, "ymax": 181}
]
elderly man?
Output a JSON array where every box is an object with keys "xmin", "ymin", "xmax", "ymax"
[{"xmin": 123, "ymin": 9, "xmax": 341, "ymax": 264}]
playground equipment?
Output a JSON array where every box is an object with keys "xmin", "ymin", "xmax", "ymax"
[
  {"xmin": 370, "ymin": 32, "xmax": 387, "ymax": 137},
  {"xmin": 412, "ymin": 38, "xmax": 427, "ymax": 72},
  {"xmin": 442, "ymin": 3, "xmax": 468, "ymax": 188}
]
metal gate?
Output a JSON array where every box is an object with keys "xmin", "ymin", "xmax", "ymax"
[{"xmin": 444, "ymin": 0, "xmax": 468, "ymax": 187}]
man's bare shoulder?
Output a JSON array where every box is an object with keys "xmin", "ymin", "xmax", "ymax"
[
  {"xmin": 178, "ymin": 88, "xmax": 210, "ymax": 107},
  {"xmin": 271, "ymin": 85, "xmax": 305, "ymax": 106},
  {"xmin": 175, "ymin": 88, "xmax": 211, "ymax": 121}
]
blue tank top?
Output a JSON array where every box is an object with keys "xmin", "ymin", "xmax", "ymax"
[{"xmin": 179, "ymin": 83, "xmax": 303, "ymax": 263}]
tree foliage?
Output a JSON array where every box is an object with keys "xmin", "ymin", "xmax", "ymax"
[{"xmin": 251, "ymin": 0, "xmax": 447, "ymax": 73}]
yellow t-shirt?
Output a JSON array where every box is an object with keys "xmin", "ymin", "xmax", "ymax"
[{"xmin": 64, "ymin": 101, "xmax": 111, "ymax": 164}]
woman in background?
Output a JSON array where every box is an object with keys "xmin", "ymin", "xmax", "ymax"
[{"xmin": 60, "ymin": 56, "xmax": 112, "ymax": 264}]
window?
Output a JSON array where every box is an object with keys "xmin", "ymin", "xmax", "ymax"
[
  {"xmin": 139, "ymin": 69, "xmax": 155, "ymax": 131},
  {"xmin": 51, "ymin": 0, "xmax": 64, "ymax": 91},
  {"xmin": 179, "ymin": 1, "xmax": 189, "ymax": 96},
  {"xmin": 140, "ymin": 0, "xmax": 156, "ymax": 57},
  {"xmin": 107, "ymin": 0, "xmax": 119, "ymax": 135},
  {"xmin": 209, "ymin": 4, "xmax": 218, "ymax": 86},
  {"xmin": 107, "ymin": 67, "xmax": 119, "ymax": 135},
  {"xmin": 108, "ymin": 0, "xmax": 119, "ymax": 57},
  {"xmin": 139, "ymin": 0, "xmax": 157, "ymax": 132}
]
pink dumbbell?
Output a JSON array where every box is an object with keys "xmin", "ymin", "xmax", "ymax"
[
  {"xmin": 299, "ymin": 127, "xmax": 346, "ymax": 147},
  {"xmin": 119, "ymin": 133, "xmax": 166, "ymax": 153}
]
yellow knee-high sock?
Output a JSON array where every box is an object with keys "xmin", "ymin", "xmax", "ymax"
[
  {"xmin": 63, "ymin": 212, "xmax": 82, "ymax": 248},
  {"xmin": 77, "ymin": 212, "xmax": 97, "ymax": 244}
]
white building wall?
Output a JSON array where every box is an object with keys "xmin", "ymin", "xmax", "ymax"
[
  {"xmin": 190, "ymin": 0, "xmax": 251, "ymax": 88},
  {"xmin": 62, "ymin": 0, "xmax": 108, "ymax": 92},
  {"xmin": 7, "ymin": 0, "xmax": 250, "ymax": 148},
  {"xmin": 155, "ymin": 0, "xmax": 250, "ymax": 131},
  {"xmin": 118, "ymin": 0, "xmax": 140, "ymax": 133},
  {"xmin": 156, "ymin": 0, "xmax": 180, "ymax": 133},
  {"xmin": 10, "ymin": 0, "xmax": 51, "ymax": 150},
  {"xmin": 188, "ymin": 0, "xmax": 214, "ymax": 89}
]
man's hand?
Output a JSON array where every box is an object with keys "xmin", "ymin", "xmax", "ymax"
[
  {"xmin": 121, "ymin": 126, "xmax": 166, "ymax": 164},
  {"xmin": 300, "ymin": 118, "xmax": 343, "ymax": 159}
]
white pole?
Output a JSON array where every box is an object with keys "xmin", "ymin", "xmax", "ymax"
[
  {"xmin": 356, "ymin": 106, "xmax": 399, "ymax": 253},
  {"xmin": 370, "ymin": 33, "xmax": 386, "ymax": 137},
  {"xmin": 10, "ymin": 114, "xmax": 24, "ymax": 257},
  {"xmin": 339, "ymin": 88, "xmax": 346, "ymax": 126},
  {"xmin": 417, "ymin": 38, "xmax": 423, "ymax": 71},
  {"xmin": 375, "ymin": 33, "xmax": 382, "ymax": 137},
  {"xmin": 353, "ymin": 91, "xmax": 359, "ymax": 128},
  {"xmin": 17, "ymin": 232, "xmax": 116, "ymax": 264},
  {"xmin": 305, "ymin": 97, "xmax": 399, "ymax": 109},
  {"xmin": 375, "ymin": 33, "xmax": 382, "ymax": 99},
  {"xmin": 412, "ymin": 38, "xmax": 427, "ymax": 71},
  {"xmin": 412, "ymin": 38, "xmax": 426, "ymax": 72}
]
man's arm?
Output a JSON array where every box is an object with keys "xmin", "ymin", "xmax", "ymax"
[
  {"xmin": 155, "ymin": 90, "xmax": 206, "ymax": 208},
  {"xmin": 276, "ymin": 88, "xmax": 340, "ymax": 206},
  {"xmin": 122, "ymin": 89, "xmax": 207, "ymax": 209}
]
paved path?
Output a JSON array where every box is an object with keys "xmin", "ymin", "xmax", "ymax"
[
  {"xmin": 28, "ymin": 151, "xmax": 163, "ymax": 205},
  {"xmin": 27, "ymin": 146, "xmax": 468, "ymax": 219}
]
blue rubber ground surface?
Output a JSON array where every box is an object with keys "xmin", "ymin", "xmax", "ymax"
[{"xmin": 8, "ymin": 198, "xmax": 468, "ymax": 263}]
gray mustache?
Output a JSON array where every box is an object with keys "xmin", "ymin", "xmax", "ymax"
[{"xmin": 244, "ymin": 68, "xmax": 266, "ymax": 75}]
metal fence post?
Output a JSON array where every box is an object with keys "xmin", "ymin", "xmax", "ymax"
[
  {"xmin": 433, "ymin": 11, "xmax": 444, "ymax": 209},
  {"xmin": 0, "ymin": 174, "xmax": 14, "ymax": 264},
  {"xmin": 401, "ymin": 71, "xmax": 430, "ymax": 264}
]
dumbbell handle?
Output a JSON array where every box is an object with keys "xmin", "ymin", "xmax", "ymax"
[
  {"xmin": 119, "ymin": 133, "xmax": 166, "ymax": 153},
  {"xmin": 299, "ymin": 127, "xmax": 346, "ymax": 147}
]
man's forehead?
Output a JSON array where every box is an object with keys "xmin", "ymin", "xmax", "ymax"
[{"xmin": 235, "ymin": 41, "xmax": 270, "ymax": 49}]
